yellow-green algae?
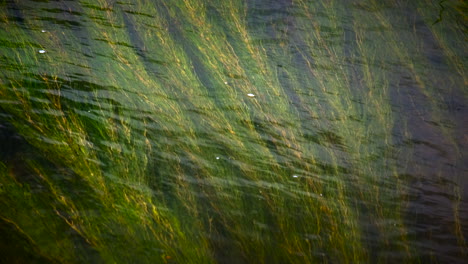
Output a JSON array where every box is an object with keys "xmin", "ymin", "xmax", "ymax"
[{"xmin": 0, "ymin": 0, "xmax": 466, "ymax": 263}]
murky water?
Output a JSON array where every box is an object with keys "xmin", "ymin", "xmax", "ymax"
[{"xmin": 0, "ymin": 0, "xmax": 467, "ymax": 263}]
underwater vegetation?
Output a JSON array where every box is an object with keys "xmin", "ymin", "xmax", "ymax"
[{"xmin": 0, "ymin": 0, "xmax": 466, "ymax": 263}]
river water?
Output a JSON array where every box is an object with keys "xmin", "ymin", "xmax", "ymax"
[{"xmin": 0, "ymin": 0, "xmax": 467, "ymax": 263}]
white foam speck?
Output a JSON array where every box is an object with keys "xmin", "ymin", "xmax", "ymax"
[
  {"xmin": 292, "ymin": 175, "xmax": 298, "ymax": 178},
  {"xmin": 216, "ymin": 157, "xmax": 220, "ymax": 160},
  {"xmin": 41, "ymin": 30, "xmax": 46, "ymax": 33},
  {"xmin": 247, "ymin": 93, "xmax": 255, "ymax": 97},
  {"xmin": 39, "ymin": 50, "xmax": 46, "ymax": 54}
]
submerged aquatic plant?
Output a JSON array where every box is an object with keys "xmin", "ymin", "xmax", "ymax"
[{"xmin": 0, "ymin": 0, "xmax": 466, "ymax": 263}]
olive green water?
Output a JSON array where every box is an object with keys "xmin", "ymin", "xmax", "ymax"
[{"xmin": 0, "ymin": 0, "xmax": 467, "ymax": 263}]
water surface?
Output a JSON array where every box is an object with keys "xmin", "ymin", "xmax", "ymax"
[{"xmin": 0, "ymin": 0, "xmax": 467, "ymax": 263}]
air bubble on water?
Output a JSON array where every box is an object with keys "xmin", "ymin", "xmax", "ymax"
[
  {"xmin": 39, "ymin": 50, "xmax": 46, "ymax": 54},
  {"xmin": 247, "ymin": 93, "xmax": 255, "ymax": 97}
]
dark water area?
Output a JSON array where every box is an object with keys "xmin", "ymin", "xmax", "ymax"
[{"xmin": 0, "ymin": 0, "xmax": 467, "ymax": 263}]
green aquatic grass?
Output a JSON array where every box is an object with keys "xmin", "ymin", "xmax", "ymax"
[{"xmin": 0, "ymin": 0, "xmax": 466, "ymax": 263}]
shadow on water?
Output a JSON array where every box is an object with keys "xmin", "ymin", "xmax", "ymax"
[
  {"xmin": 0, "ymin": 118, "xmax": 103, "ymax": 263},
  {"xmin": 0, "ymin": 218, "xmax": 53, "ymax": 264},
  {"xmin": 389, "ymin": 20, "xmax": 468, "ymax": 260}
]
